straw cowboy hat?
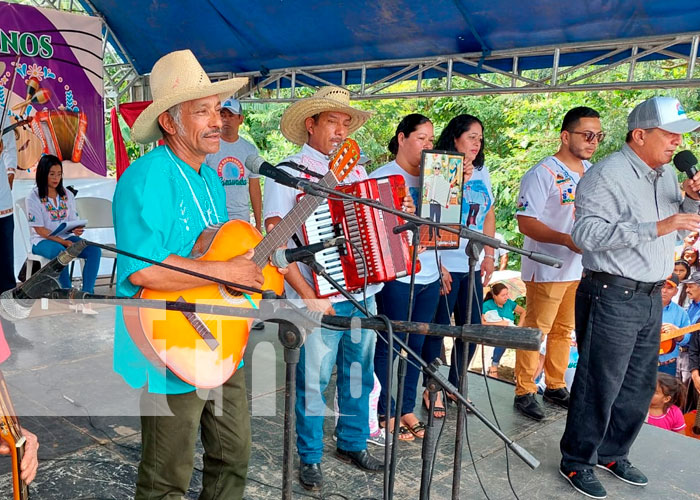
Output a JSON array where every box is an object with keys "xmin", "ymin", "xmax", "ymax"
[
  {"xmin": 280, "ymin": 86, "xmax": 372, "ymax": 145},
  {"xmin": 131, "ymin": 50, "xmax": 248, "ymax": 144}
]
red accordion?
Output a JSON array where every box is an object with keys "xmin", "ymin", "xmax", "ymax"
[{"xmin": 300, "ymin": 175, "xmax": 418, "ymax": 297}]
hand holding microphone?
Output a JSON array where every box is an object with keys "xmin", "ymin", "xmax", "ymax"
[{"xmin": 674, "ymin": 150, "xmax": 700, "ymax": 200}]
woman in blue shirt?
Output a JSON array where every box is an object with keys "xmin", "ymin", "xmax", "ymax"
[{"xmin": 483, "ymin": 283, "xmax": 526, "ymax": 376}]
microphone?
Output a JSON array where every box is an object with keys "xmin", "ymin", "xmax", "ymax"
[
  {"xmin": 245, "ymin": 154, "xmax": 306, "ymax": 190},
  {"xmin": 270, "ymin": 237, "xmax": 345, "ymax": 269},
  {"xmin": 674, "ymin": 150, "xmax": 698, "ymax": 179},
  {"xmin": 0, "ymin": 239, "xmax": 87, "ymax": 320}
]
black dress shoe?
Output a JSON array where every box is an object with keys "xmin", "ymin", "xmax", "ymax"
[
  {"xmin": 514, "ymin": 393, "xmax": 545, "ymax": 421},
  {"xmin": 299, "ymin": 462, "xmax": 322, "ymax": 490},
  {"xmin": 543, "ymin": 387, "xmax": 570, "ymax": 408},
  {"xmin": 335, "ymin": 448, "xmax": 384, "ymax": 472}
]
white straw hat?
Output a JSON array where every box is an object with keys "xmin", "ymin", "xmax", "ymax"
[
  {"xmin": 280, "ymin": 86, "xmax": 372, "ymax": 145},
  {"xmin": 131, "ymin": 50, "xmax": 248, "ymax": 144}
]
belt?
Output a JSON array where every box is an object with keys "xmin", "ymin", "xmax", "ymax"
[
  {"xmin": 659, "ymin": 358, "xmax": 677, "ymax": 366},
  {"xmin": 583, "ymin": 270, "xmax": 664, "ymax": 294},
  {"xmin": 0, "ymin": 208, "xmax": 12, "ymax": 217},
  {"xmin": 679, "ymin": 347, "xmax": 689, "ymax": 353}
]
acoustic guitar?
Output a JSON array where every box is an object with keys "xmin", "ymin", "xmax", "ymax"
[
  {"xmin": 124, "ymin": 139, "xmax": 361, "ymax": 388},
  {"xmin": 0, "ymin": 371, "xmax": 29, "ymax": 500},
  {"xmin": 658, "ymin": 322, "xmax": 700, "ymax": 355}
]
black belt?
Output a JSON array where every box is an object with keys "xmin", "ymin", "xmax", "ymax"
[
  {"xmin": 679, "ymin": 347, "xmax": 689, "ymax": 353},
  {"xmin": 583, "ymin": 270, "xmax": 664, "ymax": 294}
]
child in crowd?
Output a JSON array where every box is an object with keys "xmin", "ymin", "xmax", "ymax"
[
  {"xmin": 482, "ymin": 283, "xmax": 526, "ymax": 377},
  {"xmin": 646, "ymin": 373, "xmax": 687, "ymax": 433}
]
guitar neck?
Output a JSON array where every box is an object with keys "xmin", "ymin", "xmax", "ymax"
[
  {"xmin": 659, "ymin": 322, "xmax": 700, "ymax": 343},
  {"xmin": 252, "ymin": 170, "xmax": 339, "ymax": 267},
  {"xmin": 0, "ymin": 372, "xmax": 29, "ymax": 500}
]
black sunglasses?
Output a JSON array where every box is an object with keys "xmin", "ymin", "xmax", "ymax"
[{"xmin": 568, "ymin": 130, "xmax": 606, "ymax": 143}]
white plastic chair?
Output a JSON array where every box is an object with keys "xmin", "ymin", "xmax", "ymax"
[
  {"xmin": 13, "ymin": 198, "xmax": 49, "ymax": 279},
  {"xmin": 74, "ymin": 196, "xmax": 118, "ymax": 288}
]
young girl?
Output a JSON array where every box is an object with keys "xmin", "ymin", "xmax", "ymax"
[
  {"xmin": 483, "ymin": 283, "xmax": 526, "ymax": 377},
  {"xmin": 673, "ymin": 260, "xmax": 691, "ymax": 307},
  {"xmin": 646, "ymin": 373, "xmax": 687, "ymax": 433}
]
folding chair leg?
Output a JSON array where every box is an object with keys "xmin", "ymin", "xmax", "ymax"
[{"xmin": 110, "ymin": 260, "xmax": 117, "ymax": 289}]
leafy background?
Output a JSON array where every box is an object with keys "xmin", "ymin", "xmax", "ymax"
[{"xmin": 107, "ymin": 63, "xmax": 700, "ymax": 269}]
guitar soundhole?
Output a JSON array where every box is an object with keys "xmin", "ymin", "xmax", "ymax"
[{"xmin": 225, "ymin": 286, "xmax": 243, "ymax": 297}]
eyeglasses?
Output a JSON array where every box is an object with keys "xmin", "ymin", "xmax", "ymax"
[{"xmin": 568, "ymin": 130, "xmax": 606, "ymax": 143}]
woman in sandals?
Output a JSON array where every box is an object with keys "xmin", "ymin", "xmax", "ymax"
[
  {"xmin": 422, "ymin": 114, "xmax": 496, "ymax": 412},
  {"xmin": 371, "ymin": 114, "xmax": 444, "ymax": 440}
]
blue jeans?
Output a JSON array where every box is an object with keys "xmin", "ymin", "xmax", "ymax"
[
  {"xmin": 427, "ymin": 271, "xmax": 482, "ymax": 386},
  {"xmin": 491, "ymin": 347, "xmax": 506, "ymax": 366},
  {"xmin": 295, "ymin": 296, "xmax": 377, "ymax": 464},
  {"xmin": 32, "ymin": 236, "xmax": 102, "ymax": 293},
  {"xmin": 560, "ymin": 275, "xmax": 661, "ymax": 471},
  {"xmin": 374, "ymin": 279, "xmax": 440, "ymax": 418}
]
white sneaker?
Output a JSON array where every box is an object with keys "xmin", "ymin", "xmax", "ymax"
[{"xmin": 367, "ymin": 428, "xmax": 386, "ymax": 447}]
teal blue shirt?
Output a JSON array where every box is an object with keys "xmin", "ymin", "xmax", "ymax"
[
  {"xmin": 113, "ymin": 145, "xmax": 229, "ymax": 394},
  {"xmin": 482, "ymin": 298, "xmax": 517, "ymax": 322}
]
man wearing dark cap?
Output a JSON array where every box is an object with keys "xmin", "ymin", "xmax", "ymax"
[
  {"xmin": 659, "ymin": 273, "xmax": 692, "ymax": 376},
  {"xmin": 559, "ymin": 96, "xmax": 700, "ymax": 499}
]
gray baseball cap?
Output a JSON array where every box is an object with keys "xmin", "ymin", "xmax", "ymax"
[
  {"xmin": 221, "ymin": 97, "xmax": 242, "ymax": 115},
  {"xmin": 628, "ymin": 97, "xmax": 700, "ymax": 134},
  {"xmin": 681, "ymin": 270, "xmax": 700, "ymax": 285}
]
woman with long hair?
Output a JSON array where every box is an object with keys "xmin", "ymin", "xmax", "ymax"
[
  {"xmin": 371, "ymin": 114, "xmax": 444, "ymax": 440},
  {"xmin": 25, "ymin": 154, "xmax": 101, "ymax": 313},
  {"xmin": 421, "ymin": 114, "xmax": 497, "ymax": 409}
]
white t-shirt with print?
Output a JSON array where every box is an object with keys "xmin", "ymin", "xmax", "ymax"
[
  {"xmin": 205, "ymin": 136, "xmax": 259, "ymax": 222},
  {"xmin": 517, "ymin": 156, "xmax": 590, "ymax": 282},
  {"xmin": 263, "ymin": 143, "xmax": 381, "ymax": 302},
  {"xmin": 439, "ymin": 164, "xmax": 494, "ymax": 273},
  {"xmin": 369, "ymin": 160, "xmax": 440, "ymax": 285},
  {"xmin": 25, "ymin": 186, "xmax": 79, "ymax": 246},
  {"xmin": 0, "ymin": 130, "xmax": 17, "ymax": 217}
]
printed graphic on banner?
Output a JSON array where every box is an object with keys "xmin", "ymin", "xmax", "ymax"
[
  {"xmin": 0, "ymin": 2, "xmax": 105, "ymax": 176},
  {"xmin": 417, "ymin": 149, "xmax": 464, "ymax": 249}
]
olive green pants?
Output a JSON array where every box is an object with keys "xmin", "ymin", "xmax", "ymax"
[{"xmin": 135, "ymin": 369, "xmax": 251, "ymax": 500}]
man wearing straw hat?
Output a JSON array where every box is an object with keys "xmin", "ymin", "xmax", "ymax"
[
  {"xmin": 113, "ymin": 50, "xmax": 265, "ymax": 499},
  {"xmin": 265, "ymin": 87, "xmax": 404, "ymax": 490}
]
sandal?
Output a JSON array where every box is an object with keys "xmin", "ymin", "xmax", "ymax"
[
  {"xmin": 406, "ymin": 421, "xmax": 426, "ymax": 439},
  {"xmin": 379, "ymin": 417, "xmax": 415, "ymax": 441},
  {"xmin": 422, "ymin": 392, "xmax": 446, "ymax": 419}
]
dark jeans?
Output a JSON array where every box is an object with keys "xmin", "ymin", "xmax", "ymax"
[
  {"xmin": 426, "ymin": 271, "xmax": 482, "ymax": 387},
  {"xmin": 0, "ymin": 215, "xmax": 15, "ymax": 293},
  {"xmin": 0, "ymin": 216, "xmax": 17, "ymax": 339},
  {"xmin": 136, "ymin": 369, "xmax": 251, "ymax": 499},
  {"xmin": 375, "ymin": 279, "xmax": 440, "ymax": 418},
  {"xmin": 560, "ymin": 275, "xmax": 661, "ymax": 471}
]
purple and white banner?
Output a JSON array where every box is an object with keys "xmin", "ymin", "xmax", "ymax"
[{"xmin": 0, "ymin": 1, "xmax": 105, "ymax": 176}]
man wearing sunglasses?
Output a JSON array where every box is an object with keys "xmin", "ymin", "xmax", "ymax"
[
  {"xmin": 514, "ymin": 107, "xmax": 603, "ymax": 422},
  {"xmin": 560, "ymin": 97, "xmax": 700, "ymax": 499}
]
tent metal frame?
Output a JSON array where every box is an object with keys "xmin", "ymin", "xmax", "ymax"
[{"xmin": 16, "ymin": 1, "xmax": 700, "ymax": 104}]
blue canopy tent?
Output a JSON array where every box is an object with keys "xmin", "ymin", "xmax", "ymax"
[{"xmin": 80, "ymin": 0, "xmax": 700, "ymax": 102}]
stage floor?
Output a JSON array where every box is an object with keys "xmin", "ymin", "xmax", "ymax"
[{"xmin": 1, "ymin": 299, "xmax": 698, "ymax": 499}]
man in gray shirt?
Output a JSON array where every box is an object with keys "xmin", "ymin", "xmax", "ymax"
[
  {"xmin": 559, "ymin": 97, "xmax": 700, "ymax": 499},
  {"xmin": 205, "ymin": 98, "xmax": 262, "ymax": 231}
]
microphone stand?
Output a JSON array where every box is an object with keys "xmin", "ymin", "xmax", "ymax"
[
  {"xmin": 292, "ymin": 180, "xmax": 563, "ymax": 269},
  {"xmin": 451, "ymin": 239, "xmax": 481, "ymax": 499},
  {"xmin": 304, "ymin": 258, "xmax": 541, "ymax": 500}
]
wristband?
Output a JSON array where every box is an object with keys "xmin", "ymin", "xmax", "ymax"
[{"xmin": 483, "ymin": 255, "xmax": 495, "ymax": 260}]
